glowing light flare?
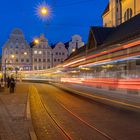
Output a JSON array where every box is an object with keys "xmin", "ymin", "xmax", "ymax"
[
  {"xmin": 11, "ymin": 55, "xmax": 15, "ymax": 58},
  {"xmin": 35, "ymin": 2, "xmax": 52, "ymax": 21},
  {"xmin": 34, "ymin": 39, "xmax": 39, "ymax": 44},
  {"xmin": 41, "ymin": 7, "xmax": 49, "ymax": 15},
  {"xmin": 24, "ymin": 52, "xmax": 27, "ymax": 55}
]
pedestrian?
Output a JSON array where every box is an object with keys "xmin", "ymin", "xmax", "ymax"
[
  {"xmin": 9, "ymin": 77, "xmax": 16, "ymax": 93},
  {"xmin": 7, "ymin": 77, "xmax": 10, "ymax": 88}
]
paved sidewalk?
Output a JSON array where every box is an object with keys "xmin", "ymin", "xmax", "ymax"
[{"xmin": 0, "ymin": 83, "xmax": 30, "ymax": 140}]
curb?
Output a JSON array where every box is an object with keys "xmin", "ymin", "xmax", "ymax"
[{"xmin": 26, "ymin": 92, "xmax": 38, "ymax": 140}]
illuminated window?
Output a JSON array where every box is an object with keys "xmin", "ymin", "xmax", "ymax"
[
  {"xmin": 39, "ymin": 51, "xmax": 42, "ymax": 54},
  {"xmin": 34, "ymin": 50, "xmax": 37, "ymax": 54}
]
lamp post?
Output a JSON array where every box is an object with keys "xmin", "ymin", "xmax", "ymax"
[
  {"xmin": 51, "ymin": 52, "xmax": 54, "ymax": 68},
  {"xmin": 4, "ymin": 54, "xmax": 15, "ymax": 83},
  {"xmin": 4, "ymin": 58, "xmax": 7, "ymax": 84}
]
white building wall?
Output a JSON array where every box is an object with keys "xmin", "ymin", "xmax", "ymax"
[
  {"xmin": 2, "ymin": 29, "xmax": 32, "ymax": 71},
  {"xmin": 68, "ymin": 35, "xmax": 84, "ymax": 55}
]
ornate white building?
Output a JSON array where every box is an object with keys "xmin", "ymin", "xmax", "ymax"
[
  {"xmin": 102, "ymin": 0, "xmax": 140, "ymax": 27},
  {"xmin": 2, "ymin": 28, "xmax": 32, "ymax": 71},
  {"xmin": 32, "ymin": 35, "xmax": 52, "ymax": 70},
  {"xmin": 68, "ymin": 35, "xmax": 84, "ymax": 55},
  {"xmin": 2, "ymin": 29, "xmax": 69, "ymax": 71}
]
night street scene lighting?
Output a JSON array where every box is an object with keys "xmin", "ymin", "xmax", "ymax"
[{"xmin": 0, "ymin": 0, "xmax": 140, "ymax": 140}]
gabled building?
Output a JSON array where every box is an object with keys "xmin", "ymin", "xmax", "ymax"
[
  {"xmin": 52, "ymin": 42, "xmax": 68, "ymax": 67},
  {"xmin": 102, "ymin": 0, "xmax": 140, "ymax": 27},
  {"xmin": 32, "ymin": 35, "xmax": 52, "ymax": 70},
  {"xmin": 2, "ymin": 28, "xmax": 32, "ymax": 71},
  {"xmin": 68, "ymin": 35, "xmax": 85, "ymax": 55}
]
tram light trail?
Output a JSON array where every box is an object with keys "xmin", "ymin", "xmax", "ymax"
[{"xmin": 63, "ymin": 40, "xmax": 140, "ymax": 68}]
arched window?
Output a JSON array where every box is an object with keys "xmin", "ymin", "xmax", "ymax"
[{"xmin": 124, "ymin": 8, "xmax": 133, "ymax": 22}]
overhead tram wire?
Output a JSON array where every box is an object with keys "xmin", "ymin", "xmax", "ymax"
[{"xmin": 51, "ymin": 0, "xmax": 95, "ymax": 7}]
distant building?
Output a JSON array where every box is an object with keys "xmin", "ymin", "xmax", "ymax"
[
  {"xmin": 102, "ymin": 0, "xmax": 140, "ymax": 27},
  {"xmin": 2, "ymin": 28, "xmax": 32, "ymax": 71},
  {"xmin": 32, "ymin": 35, "xmax": 52, "ymax": 70},
  {"xmin": 68, "ymin": 35, "xmax": 84, "ymax": 55},
  {"xmin": 52, "ymin": 42, "xmax": 68, "ymax": 67},
  {"xmin": 2, "ymin": 29, "xmax": 84, "ymax": 71}
]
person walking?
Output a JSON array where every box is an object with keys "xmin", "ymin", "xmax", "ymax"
[
  {"xmin": 9, "ymin": 77, "xmax": 16, "ymax": 93},
  {"xmin": 7, "ymin": 77, "xmax": 10, "ymax": 88}
]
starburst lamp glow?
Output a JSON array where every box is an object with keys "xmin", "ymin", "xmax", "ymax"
[
  {"xmin": 36, "ymin": 1, "xmax": 52, "ymax": 21},
  {"xmin": 41, "ymin": 7, "xmax": 48, "ymax": 15},
  {"xmin": 34, "ymin": 39, "xmax": 39, "ymax": 44}
]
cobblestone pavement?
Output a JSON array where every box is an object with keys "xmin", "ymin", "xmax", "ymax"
[{"xmin": 0, "ymin": 83, "xmax": 30, "ymax": 140}]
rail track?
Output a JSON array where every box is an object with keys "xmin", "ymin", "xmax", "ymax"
[{"xmin": 30, "ymin": 85, "xmax": 115, "ymax": 140}]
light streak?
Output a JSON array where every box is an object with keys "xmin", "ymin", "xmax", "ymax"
[
  {"xmin": 63, "ymin": 58, "xmax": 86, "ymax": 67},
  {"xmin": 64, "ymin": 40, "xmax": 140, "ymax": 67},
  {"xmin": 61, "ymin": 78, "xmax": 140, "ymax": 90},
  {"xmin": 80, "ymin": 54, "xmax": 140, "ymax": 68}
]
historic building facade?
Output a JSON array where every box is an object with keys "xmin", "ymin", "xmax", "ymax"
[
  {"xmin": 2, "ymin": 29, "xmax": 69, "ymax": 71},
  {"xmin": 68, "ymin": 35, "xmax": 85, "ymax": 55},
  {"xmin": 102, "ymin": 0, "xmax": 140, "ymax": 27},
  {"xmin": 32, "ymin": 35, "xmax": 52, "ymax": 70},
  {"xmin": 52, "ymin": 42, "xmax": 68, "ymax": 67},
  {"xmin": 2, "ymin": 28, "xmax": 32, "ymax": 71}
]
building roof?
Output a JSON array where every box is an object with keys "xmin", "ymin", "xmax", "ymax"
[
  {"xmin": 102, "ymin": 3, "xmax": 109, "ymax": 16},
  {"xmin": 90, "ymin": 13, "xmax": 140, "ymax": 48},
  {"xmin": 90, "ymin": 26, "xmax": 114, "ymax": 46},
  {"xmin": 102, "ymin": 13, "xmax": 140, "ymax": 46},
  {"xmin": 65, "ymin": 14, "xmax": 140, "ymax": 59}
]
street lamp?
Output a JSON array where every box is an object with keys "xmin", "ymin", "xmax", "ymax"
[
  {"xmin": 40, "ymin": 7, "xmax": 49, "ymax": 16},
  {"xmin": 4, "ymin": 54, "xmax": 15, "ymax": 83},
  {"xmin": 34, "ymin": 38, "xmax": 39, "ymax": 44},
  {"xmin": 11, "ymin": 55, "xmax": 15, "ymax": 59},
  {"xmin": 36, "ymin": 1, "xmax": 52, "ymax": 21}
]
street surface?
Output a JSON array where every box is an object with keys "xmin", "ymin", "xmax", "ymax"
[{"xmin": 28, "ymin": 83, "xmax": 140, "ymax": 140}]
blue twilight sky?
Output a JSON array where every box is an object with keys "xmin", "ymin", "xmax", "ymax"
[{"xmin": 0, "ymin": 0, "xmax": 108, "ymax": 53}]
